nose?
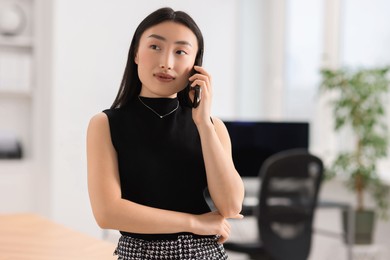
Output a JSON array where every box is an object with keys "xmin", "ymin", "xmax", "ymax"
[{"xmin": 160, "ymin": 52, "xmax": 173, "ymax": 70}]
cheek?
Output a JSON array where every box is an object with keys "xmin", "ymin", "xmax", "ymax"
[
  {"xmin": 137, "ymin": 48, "xmax": 154, "ymax": 67},
  {"xmin": 178, "ymin": 64, "xmax": 192, "ymax": 78},
  {"xmin": 137, "ymin": 54, "xmax": 155, "ymax": 81},
  {"xmin": 136, "ymin": 53, "xmax": 151, "ymax": 81},
  {"xmin": 178, "ymin": 63, "xmax": 195, "ymax": 83},
  {"xmin": 179, "ymin": 59, "xmax": 195, "ymax": 74},
  {"xmin": 176, "ymin": 70, "xmax": 191, "ymax": 90}
]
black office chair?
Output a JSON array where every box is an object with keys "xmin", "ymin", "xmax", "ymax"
[{"xmin": 225, "ymin": 149, "xmax": 324, "ymax": 260}]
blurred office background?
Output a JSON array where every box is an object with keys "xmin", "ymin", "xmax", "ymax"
[{"xmin": 0, "ymin": 0, "xmax": 389, "ymax": 259}]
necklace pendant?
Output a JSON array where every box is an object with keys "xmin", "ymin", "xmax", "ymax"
[{"xmin": 138, "ymin": 96, "xmax": 179, "ymax": 119}]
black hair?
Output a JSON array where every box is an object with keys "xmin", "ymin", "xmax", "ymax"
[{"xmin": 111, "ymin": 7, "xmax": 204, "ymax": 109}]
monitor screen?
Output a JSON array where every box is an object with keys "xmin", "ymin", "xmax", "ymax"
[{"xmin": 223, "ymin": 121, "xmax": 309, "ymax": 177}]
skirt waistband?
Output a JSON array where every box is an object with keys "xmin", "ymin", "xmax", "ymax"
[
  {"xmin": 114, "ymin": 234, "xmax": 228, "ymax": 260},
  {"xmin": 120, "ymin": 231, "xmax": 215, "ymax": 241}
]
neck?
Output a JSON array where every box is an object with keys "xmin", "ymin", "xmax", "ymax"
[{"xmin": 139, "ymin": 89, "xmax": 177, "ymax": 99}]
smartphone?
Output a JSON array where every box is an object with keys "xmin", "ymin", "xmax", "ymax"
[
  {"xmin": 188, "ymin": 67, "xmax": 201, "ymax": 108},
  {"xmin": 191, "ymin": 85, "xmax": 201, "ymax": 108}
]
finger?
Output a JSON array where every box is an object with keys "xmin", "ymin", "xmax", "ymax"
[
  {"xmin": 228, "ymin": 214, "xmax": 244, "ymax": 220},
  {"xmin": 194, "ymin": 65, "xmax": 211, "ymax": 80},
  {"xmin": 218, "ymin": 234, "xmax": 228, "ymax": 244},
  {"xmin": 189, "ymin": 67, "xmax": 211, "ymax": 84},
  {"xmin": 224, "ymin": 219, "xmax": 231, "ymax": 230},
  {"xmin": 190, "ymin": 79, "xmax": 207, "ymax": 88},
  {"xmin": 223, "ymin": 222, "xmax": 231, "ymax": 237},
  {"xmin": 188, "ymin": 73, "xmax": 209, "ymax": 83}
]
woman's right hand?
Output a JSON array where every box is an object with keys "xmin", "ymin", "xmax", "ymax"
[{"xmin": 190, "ymin": 211, "xmax": 243, "ymax": 243}]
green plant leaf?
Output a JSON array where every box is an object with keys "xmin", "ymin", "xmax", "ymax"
[{"xmin": 319, "ymin": 65, "xmax": 390, "ymax": 218}]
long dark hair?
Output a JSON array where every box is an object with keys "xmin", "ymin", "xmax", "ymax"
[{"xmin": 111, "ymin": 7, "xmax": 204, "ymax": 109}]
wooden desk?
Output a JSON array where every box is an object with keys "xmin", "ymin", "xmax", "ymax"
[{"xmin": 0, "ymin": 213, "xmax": 117, "ymax": 260}]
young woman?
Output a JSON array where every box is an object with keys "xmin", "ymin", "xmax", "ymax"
[{"xmin": 87, "ymin": 7, "xmax": 244, "ymax": 259}]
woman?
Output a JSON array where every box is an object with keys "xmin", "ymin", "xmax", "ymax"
[{"xmin": 87, "ymin": 7, "xmax": 244, "ymax": 259}]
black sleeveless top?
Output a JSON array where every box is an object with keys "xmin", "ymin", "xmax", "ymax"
[{"xmin": 103, "ymin": 97, "xmax": 211, "ymax": 240}]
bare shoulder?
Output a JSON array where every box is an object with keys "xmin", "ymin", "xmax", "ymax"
[
  {"xmin": 88, "ymin": 112, "xmax": 109, "ymax": 130},
  {"xmin": 89, "ymin": 112, "xmax": 108, "ymax": 125},
  {"xmin": 87, "ymin": 112, "xmax": 111, "ymax": 141}
]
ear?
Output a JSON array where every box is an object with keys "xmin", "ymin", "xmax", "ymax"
[{"xmin": 134, "ymin": 52, "xmax": 139, "ymax": 64}]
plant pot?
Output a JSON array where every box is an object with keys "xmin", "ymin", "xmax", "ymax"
[{"xmin": 342, "ymin": 209, "xmax": 376, "ymax": 245}]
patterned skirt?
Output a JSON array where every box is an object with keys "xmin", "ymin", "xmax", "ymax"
[{"xmin": 114, "ymin": 234, "xmax": 228, "ymax": 260}]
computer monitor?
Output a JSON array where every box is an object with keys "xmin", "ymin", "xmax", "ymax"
[{"xmin": 223, "ymin": 121, "xmax": 309, "ymax": 177}]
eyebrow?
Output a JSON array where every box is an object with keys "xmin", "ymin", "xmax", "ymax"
[{"xmin": 147, "ymin": 34, "xmax": 193, "ymax": 47}]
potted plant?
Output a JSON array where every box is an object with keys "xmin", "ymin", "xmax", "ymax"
[{"xmin": 320, "ymin": 66, "xmax": 390, "ymax": 244}]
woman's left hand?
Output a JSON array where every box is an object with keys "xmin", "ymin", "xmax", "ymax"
[{"xmin": 188, "ymin": 65, "xmax": 213, "ymax": 126}]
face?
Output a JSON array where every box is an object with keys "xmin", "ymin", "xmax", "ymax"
[{"xmin": 135, "ymin": 21, "xmax": 198, "ymax": 98}]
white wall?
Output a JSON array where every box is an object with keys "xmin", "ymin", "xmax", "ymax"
[
  {"xmin": 342, "ymin": 0, "xmax": 390, "ymax": 67},
  {"xmin": 49, "ymin": 0, "xmax": 240, "ymax": 237},
  {"xmin": 235, "ymin": 0, "xmax": 266, "ymax": 120}
]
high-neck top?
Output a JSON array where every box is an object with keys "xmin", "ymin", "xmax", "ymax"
[{"xmin": 103, "ymin": 97, "xmax": 211, "ymax": 240}]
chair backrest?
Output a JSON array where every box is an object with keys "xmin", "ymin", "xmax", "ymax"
[{"xmin": 256, "ymin": 149, "xmax": 323, "ymax": 260}]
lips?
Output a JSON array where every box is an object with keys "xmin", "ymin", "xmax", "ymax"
[{"xmin": 154, "ymin": 73, "xmax": 175, "ymax": 82}]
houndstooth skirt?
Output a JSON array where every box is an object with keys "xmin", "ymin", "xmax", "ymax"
[{"xmin": 114, "ymin": 234, "xmax": 228, "ymax": 260}]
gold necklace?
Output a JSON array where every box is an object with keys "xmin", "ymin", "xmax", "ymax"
[{"xmin": 138, "ymin": 96, "xmax": 179, "ymax": 119}]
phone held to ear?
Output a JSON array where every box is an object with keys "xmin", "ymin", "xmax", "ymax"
[
  {"xmin": 190, "ymin": 85, "xmax": 201, "ymax": 108},
  {"xmin": 188, "ymin": 67, "xmax": 201, "ymax": 108}
]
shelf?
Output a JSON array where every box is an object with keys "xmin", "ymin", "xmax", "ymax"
[
  {"xmin": 0, "ymin": 89, "xmax": 31, "ymax": 98},
  {"xmin": 0, "ymin": 159, "xmax": 32, "ymax": 174},
  {"xmin": 0, "ymin": 36, "xmax": 33, "ymax": 49}
]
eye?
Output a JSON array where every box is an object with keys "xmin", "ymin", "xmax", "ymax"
[
  {"xmin": 176, "ymin": 50, "xmax": 187, "ymax": 55},
  {"xmin": 150, "ymin": 45, "xmax": 161, "ymax": 50}
]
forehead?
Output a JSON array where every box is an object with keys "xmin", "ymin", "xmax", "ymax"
[{"xmin": 141, "ymin": 21, "xmax": 198, "ymax": 47}]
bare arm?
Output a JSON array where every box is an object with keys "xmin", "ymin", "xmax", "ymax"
[
  {"xmin": 87, "ymin": 112, "xmax": 240, "ymax": 241},
  {"xmin": 189, "ymin": 66, "xmax": 245, "ymax": 218},
  {"xmin": 197, "ymin": 117, "xmax": 245, "ymax": 218}
]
